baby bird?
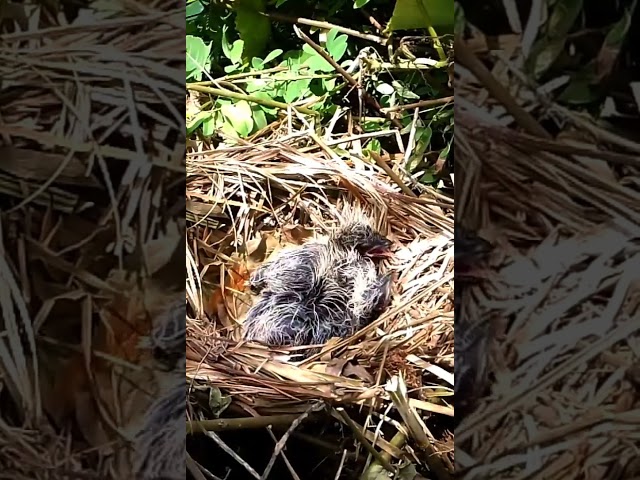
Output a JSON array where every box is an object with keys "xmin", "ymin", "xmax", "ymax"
[{"xmin": 242, "ymin": 211, "xmax": 393, "ymax": 350}]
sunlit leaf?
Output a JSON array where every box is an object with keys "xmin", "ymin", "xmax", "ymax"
[
  {"xmin": 221, "ymin": 101, "xmax": 254, "ymax": 137},
  {"xmin": 263, "ymin": 48, "xmax": 284, "ymax": 65},
  {"xmin": 186, "ymin": 35, "xmax": 211, "ymax": 80},
  {"xmin": 326, "ymin": 28, "xmax": 348, "ymax": 62},
  {"xmin": 354, "ymin": 0, "xmax": 371, "ymax": 8}
]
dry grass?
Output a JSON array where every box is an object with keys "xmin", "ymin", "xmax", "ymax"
[
  {"xmin": 186, "ymin": 129, "xmax": 455, "ymax": 478},
  {"xmin": 457, "ymin": 30, "xmax": 640, "ymax": 480},
  {"xmin": 0, "ymin": 2, "xmax": 184, "ymax": 479}
]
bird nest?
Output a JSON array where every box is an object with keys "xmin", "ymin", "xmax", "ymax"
[{"xmin": 186, "ymin": 133, "xmax": 455, "ymax": 465}]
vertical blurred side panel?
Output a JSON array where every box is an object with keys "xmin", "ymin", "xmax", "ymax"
[
  {"xmin": 0, "ymin": 1, "xmax": 186, "ymax": 479},
  {"xmin": 455, "ymin": 1, "xmax": 640, "ymax": 479}
]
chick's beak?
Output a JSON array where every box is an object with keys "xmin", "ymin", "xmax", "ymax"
[{"xmin": 366, "ymin": 239, "xmax": 393, "ymax": 258}]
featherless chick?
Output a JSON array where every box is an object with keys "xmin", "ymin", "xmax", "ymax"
[{"xmin": 243, "ymin": 210, "xmax": 393, "ymax": 351}]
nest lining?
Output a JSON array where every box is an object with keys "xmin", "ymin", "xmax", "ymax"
[{"xmin": 186, "ymin": 135, "xmax": 455, "ymax": 461}]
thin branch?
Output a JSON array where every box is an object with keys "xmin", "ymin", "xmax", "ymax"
[
  {"xmin": 382, "ymin": 96, "xmax": 454, "ymax": 113},
  {"xmin": 335, "ymin": 407, "xmax": 397, "ymax": 475},
  {"xmin": 260, "ymin": 403, "xmax": 325, "ymax": 480},
  {"xmin": 265, "ymin": 12, "xmax": 386, "ymax": 44},
  {"xmin": 369, "ymin": 151, "xmax": 417, "ymax": 198},
  {"xmin": 187, "ymin": 84, "xmax": 319, "ymax": 116},
  {"xmin": 455, "ymin": 38, "xmax": 551, "ymax": 139},
  {"xmin": 293, "ymin": 25, "xmax": 403, "ymax": 129},
  {"xmin": 187, "ymin": 414, "xmax": 306, "ymax": 434}
]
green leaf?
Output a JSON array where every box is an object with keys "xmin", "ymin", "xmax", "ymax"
[
  {"xmin": 208, "ymin": 386, "xmax": 232, "ymax": 417},
  {"xmin": 228, "ymin": 39, "xmax": 244, "ymax": 65},
  {"xmin": 252, "ymin": 92, "xmax": 278, "ymax": 114},
  {"xmin": 251, "ymin": 57, "xmax": 264, "ymax": 70},
  {"xmin": 221, "ymin": 101, "xmax": 254, "ymax": 137},
  {"xmin": 365, "ymin": 138, "xmax": 381, "ymax": 154},
  {"xmin": 547, "ymin": 0, "xmax": 583, "ymax": 39},
  {"xmin": 326, "ymin": 28, "xmax": 348, "ymax": 62},
  {"xmin": 406, "ymin": 126, "xmax": 432, "ymax": 171},
  {"xmin": 283, "ymin": 79, "xmax": 311, "ymax": 103},
  {"xmin": 354, "ymin": 0, "xmax": 371, "ymax": 8},
  {"xmin": 392, "ymin": 80, "xmax": 420, "ymax": 100},
  {"xmin": 251, "ymin": 106, "xmax": 268, "ymax": 131},
  {"xmin": 262, "ymin": 48, "xmax": 283, "ymax": 65},
  {"xmin": 439, "ymin": 138, "xmax": 451, "ymax": 163},
  {"xmin": 302, "ymin": 44, "xmax": 334, "ymax": 72},
  {"xmin": 322, "ymin": 77, "xmax": 337, "ymax": 91},
  {"xmin": 202, "ymin": 112, "xmax": 217, "ymax": 137},
  {"xmin": 376, "ymin": 83, "xmax": 395, "ymax": 95},
  {"xmin": 596, "ymin": 2, "xmax": 636, "ymax": 80},
  {"xmin": 245, "ymin": 79, "xmax": 269, "ymax": 93},
  {"xmin": 187, "ymin": 111, "xmax": 210, "ymax": 135},
  {"xmin": 388, "ymin": 0, "xmax": 454, "ymax": 32},
  {"xmin": 398, "ymin": 463, "xmax": 418, "ymax": 480},
  {"xmin": 186, "ymin": 0, "xmax": 204, "ymax": 18},
  {"xmin": 186, "ymin": 35, "xmax": 211, "ymax": 80},
  {"xmin": 221, "ymin": 24, "xmax": 234, "ymax": 60},
  {"xmin": 235, "ymin": 0, "xmax": 271, "ymax": 62},
  {"xmin": 527, "ymin": 37, "xmax": 566, "ymax": 78},
  {"xmin": 420, "ymin": 168, "xmax": 437, "ymax": 184},
  {"xmin": 362, "ymin": 463, "xmax": 417, "ymax": 480},
  {"xmin": 558, "ymin": 72, "xmax": 599, "ymax": 105}
]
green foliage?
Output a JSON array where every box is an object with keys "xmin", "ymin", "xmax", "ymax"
[
  {"xmin": 526, "ymin": 0, "xmax": 583, "ymax": 78},
  {"xmin": 186, "ymin": 35, "xmax": 211, "ymax": 80},
  {"xmin": 186, "ymin": 0, "xmax": 454, "ymax": 187}
]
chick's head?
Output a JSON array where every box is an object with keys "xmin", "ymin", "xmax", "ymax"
[{"xmin": 331, "ymin": 220, "xmax": 392, "ymax": 259}]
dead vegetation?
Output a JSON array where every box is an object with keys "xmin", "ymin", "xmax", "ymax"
[
  {"xmin": 0, "ymin": 2, "xmax": 184, "ymax": 479},
  {"xmin": 186, "ymin": 128, "xmax": 455, "ymax": 479},
  {"xmin": 456, "ymin": 7, "xmax": 640, "ymax": 478}
]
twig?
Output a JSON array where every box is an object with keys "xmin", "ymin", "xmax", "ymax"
[
  {"xmin": 555, "ymin": 104, "xmax": 640, "ymax": 155},
  {"xmin": 260, "ymin": 403, "xmax": 325, "ymax": 480},
  {"xmin": 335, "ymin": 407, "xmax": 397, "ymax": 475},
  {"xmin": 187, "ymin": 414, "xmax": 306, "ymax": 433},
  {"xmin": 334, "ymin": 449, "xmax": 349, "ymax": 480},
  {"xmin": 267, "ymin": 426, "xmax": 302, "ymax": 480},
  {"xmin": 293, "ymin": 25, "xmax": 403, "ymax": 129},
  {"xmin": 206, "ymin": 430, "xmax": 262, "ymax": 480},
  {"xmin": 360, "ymin": 9, "xmax": 385, "ymax": 33},
  {"xmin": 455, "ymin": 38, "xmax": 551, "ymax": 139},
  {"xmin": 187, "ymin": 84, "xmax": 318, "ymax": 116},
  {"xmin": 386, "ymin": 375, "xmax": 452, "ymax": 480},
  {"xmin": 265, "ymin": 12, "xmax": 386, "ymax": 44},
  {"xmin": 368, "ymin": 151, "xmax": 417, "ymax": 198},
  {"xmin": 216, "ymin": 66, "xmax": 287, "ymax": 81},
  {"xmin": 187, "ymin": 453, "xmax": 222, "ymax": 480},
  {"xmin": 381, "ymin": 96, "xmax": 454, "ymax": 113}
]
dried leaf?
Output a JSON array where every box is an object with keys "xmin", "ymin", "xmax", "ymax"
[{"xmin": 343, "ymin": 363, "xmax": 375, "ymax": 383}]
